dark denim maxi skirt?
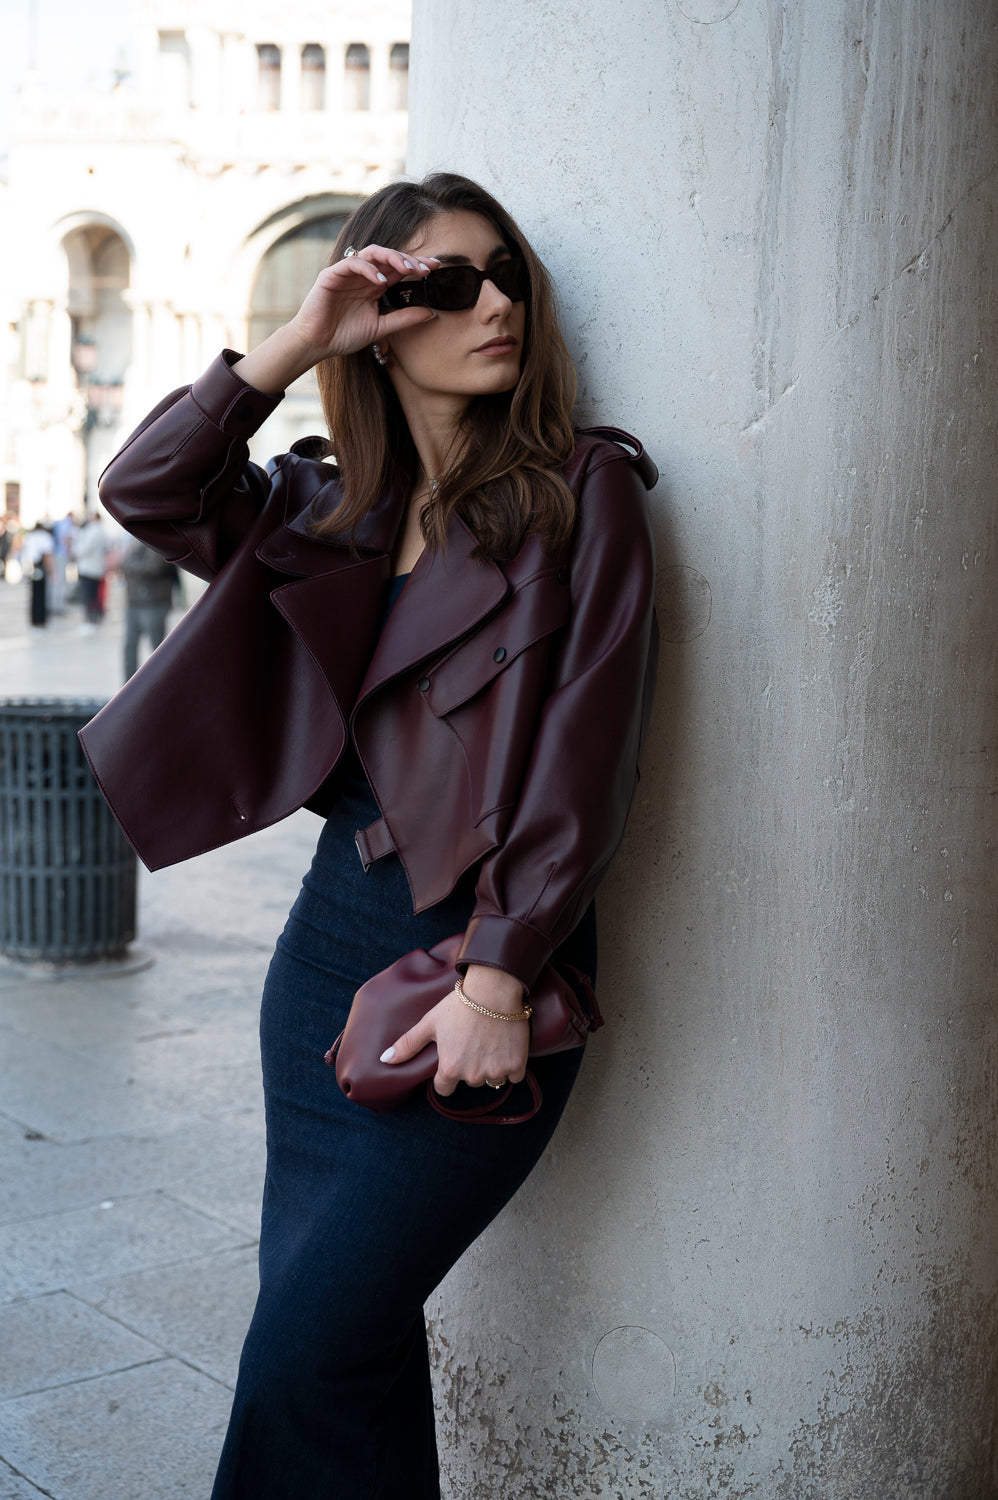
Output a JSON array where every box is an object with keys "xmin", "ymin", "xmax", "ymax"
[{"xmin": 210, "ymin": 698, "xmax": 597, "ymax": 1497}]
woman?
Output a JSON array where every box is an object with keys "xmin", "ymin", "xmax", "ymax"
[{"xmin": 82, "ymin": 173, "xmax": 657, "ymax": 1498}]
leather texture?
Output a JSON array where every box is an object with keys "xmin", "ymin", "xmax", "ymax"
[
  {"xmin": 326, "ymin": 932, "xmax": 602, "ymax": 1124},
  {"xmin": 79, "ymin": 350, "xmax": 659, "ymax": 991}
]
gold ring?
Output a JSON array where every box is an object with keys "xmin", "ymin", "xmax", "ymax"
[{"xmin": 485, "ymin": 1077, "xmax": 507, "ymax": 1090}]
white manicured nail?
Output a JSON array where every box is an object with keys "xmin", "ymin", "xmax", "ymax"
[
  {"xmin": 377, "ymin": 272, "xmax": 387, "ymax": 282},
  {"xmin": 380, "ymin": 1046, "xmax": 395, "ymax": 1063}
]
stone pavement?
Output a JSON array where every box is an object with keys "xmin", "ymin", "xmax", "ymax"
[{"xmin": 0, "ymin": 578, "xmax": 318, "ymax": 1498}]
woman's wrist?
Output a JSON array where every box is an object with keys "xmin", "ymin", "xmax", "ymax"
[
  {"xmin": 230, "ymin": 322, "xmax": 326, "ymax": 395},
  {"xmin": 461, "ymin": 963, "xmax": 526, "ymax": 1016}
]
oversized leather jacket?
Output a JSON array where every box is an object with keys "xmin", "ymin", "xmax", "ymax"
[{"xmin": 81, "ymin": 351, "xmax": 658, "ymax": 993}]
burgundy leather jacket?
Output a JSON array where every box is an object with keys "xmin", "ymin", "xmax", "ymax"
[{"xmin": 81, "ymin": 351, "xmax": 658, "ymax": 992}]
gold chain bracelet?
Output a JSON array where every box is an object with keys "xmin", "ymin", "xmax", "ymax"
[{"xmin": 454, "ymin": 977, "xmax": 532, "ymax": 1024}]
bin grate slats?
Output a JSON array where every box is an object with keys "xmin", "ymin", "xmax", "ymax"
[{"xmin": 0, "ymin": 698, "xmax": 137, "ymax": 962}]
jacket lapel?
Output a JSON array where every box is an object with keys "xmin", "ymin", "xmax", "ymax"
[
  {"xmin": 356, "ymin": 512, "xmax": 509, "ymax": 706},
  {"xmin": 254, "ymin": 461, "xmax": 403, "ymax": 715},
  {"xmin": 271, "ymin": 557, "xmax": 389, "ymax": 713},
  {"xmin": 256, "ymin": 457, "xmax": 509, "ymax": 710}
]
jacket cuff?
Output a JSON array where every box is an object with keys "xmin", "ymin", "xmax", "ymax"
[
  {"xmin": 456, "ymin": 914, "xmax": 553, "ymax": 995},
  {"xmin": 189, "ymin": 350, "xmax": 284, "ymax": 436}
]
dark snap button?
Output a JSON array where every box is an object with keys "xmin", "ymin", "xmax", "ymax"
[
  {"xmin": 557, "ymin": 568, "xmax": 569, "ymax": 584},
  {"xmin": 417, "ymin": 677, "xmax": 431, "ymax": 692},
  {"xmin": 493, "ymin": 647, "xmax": 507, "ymax": 664}
]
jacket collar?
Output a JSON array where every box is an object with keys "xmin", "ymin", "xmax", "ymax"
[
  {"xmin": 286, "ymin": 465, "xmax": 406, "ymax": 555},
  {"xmin": 255, "ymin": 460, "xmax": 405, "ymax": 577}
]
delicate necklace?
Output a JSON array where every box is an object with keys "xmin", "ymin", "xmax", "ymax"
[{"xmin": 413, "ymin": 474, "xmax": 439, "ymax": 505}]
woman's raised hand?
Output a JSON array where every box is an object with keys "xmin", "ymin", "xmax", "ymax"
[
  {"xmin": 231, "ymin": 245, "xmax": 440, "ymax": 395},
  {"xmin": 290, "ymin": 245, "xmax": 440, "ymax": 361}
]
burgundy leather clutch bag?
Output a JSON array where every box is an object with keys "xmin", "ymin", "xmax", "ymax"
[{"xmin": 325, "ymin": 933, "xmax": 602, "ymax": 1124}]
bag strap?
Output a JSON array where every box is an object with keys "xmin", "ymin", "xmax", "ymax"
[
  {"xmin": 558, "ymin": 963, "xmax": 604, "ymax": 1033},
  {"xmin": 427, "ymin": 1068, "xmax": 542, "ymax": 1126}
]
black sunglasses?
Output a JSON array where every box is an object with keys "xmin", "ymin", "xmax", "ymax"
[{"xmin": 379, "ymin": 258, "xmax": 529, "ymax": 313}]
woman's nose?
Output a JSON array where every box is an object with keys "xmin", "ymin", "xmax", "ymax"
[{"xmin": 477, "ymin": 279, "xmax": 513, "ymax": 318}]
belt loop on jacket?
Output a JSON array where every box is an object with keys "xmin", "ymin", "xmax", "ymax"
[{"xmin": 354, "ymin": 817, "xmax": 397, "ymax": 872}]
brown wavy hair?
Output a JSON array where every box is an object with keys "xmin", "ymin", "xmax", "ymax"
[{"xmin": 313, "ymin": 173, "xmax": 578, "ymax": 562}]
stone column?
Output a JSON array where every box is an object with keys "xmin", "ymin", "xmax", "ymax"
[
  {"xmin": 119, "ymin": 292, "xmax": 154, "ymax": 436},
  {"xmin": 408, "ymin": 1, "xmax": 998, "ymax": 1494}
]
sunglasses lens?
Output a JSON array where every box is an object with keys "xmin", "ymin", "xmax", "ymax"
[
  {"xmin": 426, "ymin": 267, "xmax": 479, "ymax": 311},
  {"xmin": 491, "ymin": 259, "xmax": 528, "ymax": 302}
]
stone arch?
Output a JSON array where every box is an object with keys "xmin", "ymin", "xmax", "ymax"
[
  {"xmin": 50, "ymin": 210, "xmax": 137, "ymax": 277},
  {"xmin": 227, "ymin": 193, "xmax": 365, "ymax": 341}
]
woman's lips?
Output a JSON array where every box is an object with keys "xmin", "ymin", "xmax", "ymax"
[{"xmin": 474, "ymin": 337, "xmax": 517, "ymax": 355}]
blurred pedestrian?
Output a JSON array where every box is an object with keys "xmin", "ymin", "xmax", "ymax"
[
  {"xmin": 75, "ymin": 510, "xmax": 112, "ymax": 628},
  {"xmin": 20, "ymin": 523, "xmax": 55, "ymax": 627},
  {"xmin": 0, "ymin": 515, "xmax": 11, "ymax": 580},
  {"xmin": 49, "ymin": 510, "xmax": 78, "ymax": 615},
  {"xmin": 120, "ymin": 538, "xmax": 177, "ymax": 679}
]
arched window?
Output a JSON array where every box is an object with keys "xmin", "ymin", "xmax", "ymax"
[
  {"xmin": 63, "ymin": 226, "xmax": 132, "ymax": 385},
  {"xmin": 389, "ymin": 43, "xmax": 409, "ymax": 111},
  {"xmin": 257, "ymin": 44, "xmax": 281, "ymax": 111},
  {"xmin": 301, "ymin": 44, "xmax": 326, "ymax": 110},
  {"xmin": 344, "ymin": 43, "xmax": 370, "ymax": 111},
  {"xmin": 249, "ymin": 215, "xmax": 350, "ymax": 355}
]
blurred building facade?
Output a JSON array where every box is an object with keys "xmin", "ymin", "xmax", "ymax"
[{"xmin": 1, "ymin": 0, "xmax": 410, "ymax": 527}]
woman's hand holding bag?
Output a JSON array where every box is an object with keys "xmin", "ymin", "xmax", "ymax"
[
  {"xmin": 326, "ymin": 935, "xmax": 602, "ymax": 1125},
  {"xmin": 382, "ymin": 962, "xmax": 531, "ymax": 1097}
]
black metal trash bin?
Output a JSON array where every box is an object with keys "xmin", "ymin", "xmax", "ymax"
[{"xmin": 0, "ymin": 698, "xmax": 137, "ymax": 963}]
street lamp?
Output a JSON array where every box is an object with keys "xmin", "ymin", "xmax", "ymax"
[
  {"xmin": 70, "ymin": 333, "xmax": 98, "ymax": 512},
  {"xmin": 70, "ymin": 334, "xmax": 124, "ymax": 511}
]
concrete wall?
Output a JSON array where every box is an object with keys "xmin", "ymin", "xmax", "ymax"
[{"xmin": 408, "ymin": 2, "xmax": 998, "ymax": 1494}]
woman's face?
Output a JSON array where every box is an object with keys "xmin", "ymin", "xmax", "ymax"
[{"xmin": 384, "ymin": 209, "xmax": 527, "ymax": 409}]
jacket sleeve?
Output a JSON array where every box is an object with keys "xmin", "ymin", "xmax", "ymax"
[
  {"xmin": 456, "ymin": 450, "xmax": 659, "ymax": 992},
  {"xmin": 97, "ymin": 351, "xmax": 284, "ymax": 582}
]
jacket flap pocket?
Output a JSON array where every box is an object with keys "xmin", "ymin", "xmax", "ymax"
[{"xmin": 425, "ymin": 570, "xmax": 570, "ymax": 716}]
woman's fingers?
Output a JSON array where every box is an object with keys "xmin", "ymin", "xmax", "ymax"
[
  {"xmin": 380, "ymin": 1014, "xmax": 433, "ymax": 1065},
  {"xmin": 341, "ymin": 244, "xmax": 440, "ymax": 277},
  {"xmin": 377, "ymin": 306, "xmax": 437, "ymax": 336},
  {"xmin": 378, "ymin": 989, "xmax": 529, "ymax": 1097},
  {"xmin": 323, "ymin": 257, "xmax": 389, "ymax": 292},
  {"xmin": 432, "ymin": 1068, "xmax": 460, "ymax": 1098},
  {"xmin": 329, "ymin": 246, "xmax": 440, "ymax": 290}
]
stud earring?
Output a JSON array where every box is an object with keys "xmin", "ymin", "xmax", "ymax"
[{"xmin": 371, "ymin": 343, "xmax": 389, "ymax": 367}]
